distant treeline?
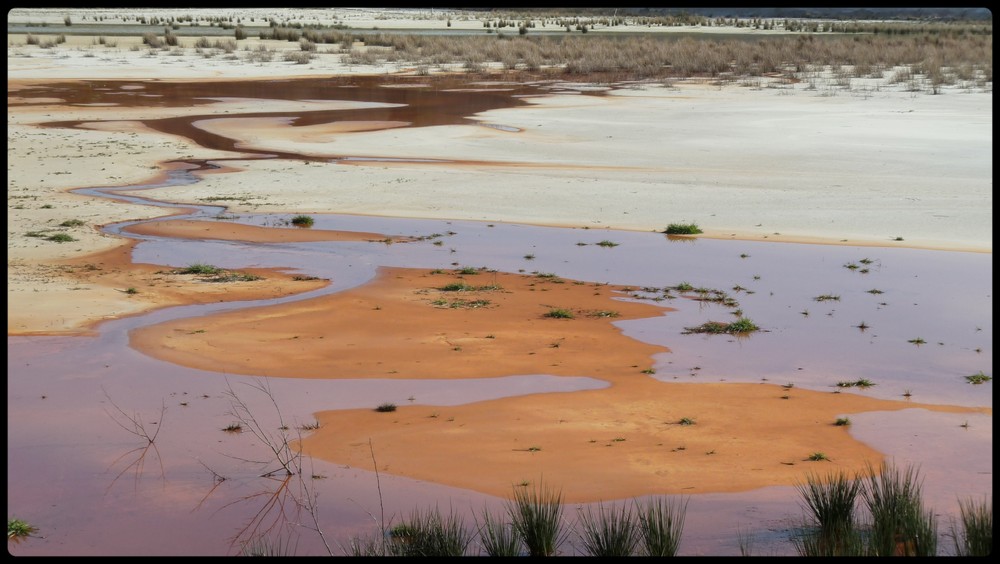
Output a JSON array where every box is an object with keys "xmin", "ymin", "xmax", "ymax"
[{"xmin": 466, "ymin": 8, "xmax": 992, "ymax": 21}]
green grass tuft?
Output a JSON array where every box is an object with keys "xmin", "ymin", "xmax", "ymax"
[
  {"xmin": 636, "ymin": 497, "xmax": 687, "ymax": 556},
  {"xmin": 836, "ymin": 379, "xmax": 876, "ymax": 389},
  {"xmin": 587, "ymin": 310, "xmax": 620, "ymax": 318},
  {"xmin": 577, "ymin": 502, "xmax": 639, "ymax": 556},
  {"xmin": 795, "ymin": 470, "xmax": 862, "ymax": 555},
  {"xmin": 543, "ymin": 308, "xmax": 575, "ymax": 319},
  {"xmin": 388, "ymin": 507, "xmax": 473, "ymax": 556},
  {"xmin": 290, "ymin": 214, "xmax": 314, "ymax": 227},
  {"xmin": 506, "ymin": 482, "xmax": 565, "ymax": 557},
  {"xmin": 951, "ymin": 495, "xmax": 992, "ymax": 556},
  {"xmin": 684, "ymin": 317, "xmax": 759, "ymax": 335},
  {"xmin": 664, "ymin": 223, "xmax": 703, "ymax": 235},
  {"xmin": 440, "ymin": 282, "xmax": 476, "ymax": 292},
  {"xmin": 177, "ymin": 263, "xmax": 222, "ymax": 275},
  {"xmin": 862, "ymin": 461, "xmax": 938, "ymax": 556},
  {"xmin": 477, "ymin": 509, "xmax": 523, "ymax": 556},
  {"xmin": 8, "ymin": 518, "xmax": 36, "ymax": 539},
  {"xmin": 965, "ymin": 371, "xmax": 991, "ymax": 385}
]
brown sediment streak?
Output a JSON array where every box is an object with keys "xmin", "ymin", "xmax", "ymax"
[
  {"xmin": 17, "ymin": 76, "xmax": 646, "ymax": 171},
  {"xmin": 123, "ymin": 219, "xmax": 417, "ymax": 244},
  {"xmin": 16, "ymin": 76, "xmax": 563, "ymax": 161},
  {"xmin": 128, "ymin": 266, "xmax": 673, "ymax": 381}
]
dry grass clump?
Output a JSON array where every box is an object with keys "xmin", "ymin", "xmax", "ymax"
[{"xmin": 330, "ymin": 26, "xmax": 991, "ymax": 87}]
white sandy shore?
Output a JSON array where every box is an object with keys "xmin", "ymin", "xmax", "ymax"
[
  {"xmin": 7, "ymin": 8, "xmax": 993, "ymax": 334},
  {"xmin": 183, "ymin": 82, "xmax": 992, "ymax": 251}
]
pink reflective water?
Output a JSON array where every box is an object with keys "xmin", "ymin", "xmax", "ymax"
[{"xmin": 7, "ymin": 77, "xmax": 992, "ymax": 556}]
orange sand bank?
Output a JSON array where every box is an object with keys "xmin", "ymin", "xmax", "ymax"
[
  {"xmin": 127, "ymin": 265, "xmax": 988, "ymax": 502},
  {"xmin": 298, "ymin": 379, "xmax": 984, "ymax": 503},
  {"xmin": 129, "ymin": 267, "xmax": 672, "ymax": 380}
]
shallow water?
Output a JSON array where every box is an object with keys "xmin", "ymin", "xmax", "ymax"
[
  {"xmin": 7, "ymin": 77, "xmax": 992, "ymax": 556},
  {"xmin": 8, "ymin": 209, "xmax": 991, "ymax": 556}
]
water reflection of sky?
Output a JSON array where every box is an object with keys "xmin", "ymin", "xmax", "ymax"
[
  {"xmin": 7, "ymin": 76, "xmax": 992, "ymax": 555},
  {"xmin": 124, "ymin": 208, "xmax": 992, "ymax": 408},
  {"xmin": 8, "ymin": 184, "xmax": 992, "ymax": 557}
]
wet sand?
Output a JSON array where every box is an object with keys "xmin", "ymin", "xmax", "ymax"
[
  {"xmin": 127, "ymin": 263, "xmax": 988, "ymax": 502},
  {"xmin": 128, "ymin": 266, "xmax": 670, "ymax": 381},
  {"xmin": 299, "ymin": 380, "xmax": 985, "ymax": 503},
  {"xmin": 9, "ymin": 241, "xmax": 328, "ymax": 336}
]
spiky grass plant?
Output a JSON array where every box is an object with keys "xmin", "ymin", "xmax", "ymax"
[
  {"xmin": 635, "ymin": 497, "xmax": 687, "ymax": 556},
  {"xmin": 477, "ymin": 509, "xmax": 523, "ymax": 556},
  {"xmin": 793, "ymin": 525, "xmax": 869, "ymax": 557},
  {"xmin": 950, "ymin": 495, "xmax": 991, "ymax": 556},
  {"xmin": 798, "ymin": 471, "xmax": 862, "ymax": 534},
  {"xmin": 388, "ymin": 507, "xmax": 473, "ymax": 556},
  {"xmin": 794, "ymin": 471, "xmax": 864, "ymax": 555},
  {"xmin": 506, "ymin": 482, "xmax": 565, "ymax": 556},
  {"xmin": 576, "ymin": 502, "xmax": 639, "ymax": 556},
  {"xmin": 343, "ymin": 532, "xmax": 388, "ymax": 556},
  {"xmin": 736, "ymin": 526, "xmax": 757, "ymax": 556},
  {"xmin": 861, "ymin": 461, "xmax": 938, "ymax": 556}
]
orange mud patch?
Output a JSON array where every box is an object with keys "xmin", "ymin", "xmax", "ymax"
[
  {"xmin": 126, "ymin": 265, "xmax": 990, "ymax": 501},
  {"xmin": 298, "ymin": 381, "xmax": 988, "ymax": 503},
  {"xmin": 123, "ymin": 219, "xmax": 416, "ymax": 244},
  {"xmin": 129, "ymin": 267, "xmax": 672, "ymax": 380},
  {"xmin": 15, "ymin": 241, "xmax": 329, "ymax": 336}
]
